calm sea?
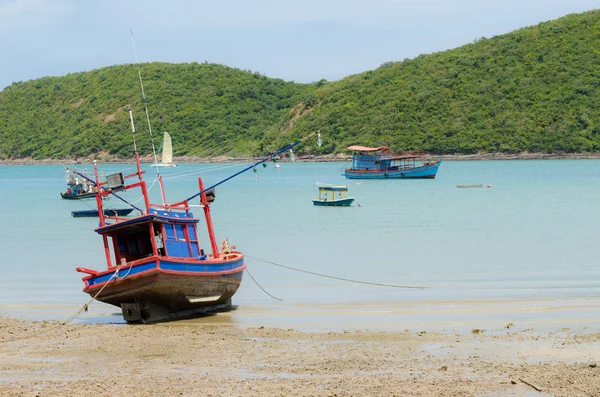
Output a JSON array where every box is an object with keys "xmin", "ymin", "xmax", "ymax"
[{"xmin": 1, "ymin": 160, "xmax": 599, "ymax": 332}]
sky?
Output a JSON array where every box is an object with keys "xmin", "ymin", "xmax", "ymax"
[{"xmin": 0, "ymin": 0, "xmax": 598, "ymax": 90}]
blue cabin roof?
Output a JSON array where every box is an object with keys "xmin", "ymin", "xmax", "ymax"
[{"xmin": 95, "ymin": 208, "xmax": 199, "ymax": 234}]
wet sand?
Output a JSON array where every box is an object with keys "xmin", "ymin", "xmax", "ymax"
[{"xmin": 0, "ymin": 316, "xmax": 598, "ymax": 396}]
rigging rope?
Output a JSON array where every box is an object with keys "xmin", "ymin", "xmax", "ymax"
[
  {"xmin": 245, "ymin": 255, "xmax": 426, "ymax": 289},
  {"xmin": 0, "ymin": 261, "xmax": 129, "ymax": 344},
  {"xmin": 161, "ymin": 162, "xmax": 252, "ymax": 181},
  {"xmin": 129, "ymin": 176, "xmax": 158, "ymax": 205}
]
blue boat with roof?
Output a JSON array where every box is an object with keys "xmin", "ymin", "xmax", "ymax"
[{"xmin": 343, "ymin": 146, "xmax": 442, "ymax": 179}]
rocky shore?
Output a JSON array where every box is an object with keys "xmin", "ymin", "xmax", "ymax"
[{"xmin": 3, "ymin": 151, "xmax": 600, "ymax": 165}]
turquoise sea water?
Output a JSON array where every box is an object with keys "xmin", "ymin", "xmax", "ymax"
[{"xmin": 0, "ymin": 160, "xmax": 599, "ymax": 332}]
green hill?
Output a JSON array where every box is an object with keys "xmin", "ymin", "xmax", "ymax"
[
  {"xmin": 0, "ymin": 63, "xmax": 315, "ymax": 160},
  {"xmin": 1, "ymin": 10, "xmax": 600, "ymax": 160},
  {"xmin": 279, "ymin": 9, "xmax": 600, "ymax": 155}
]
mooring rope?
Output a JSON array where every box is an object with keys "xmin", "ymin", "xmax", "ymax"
[
  {"xmin": 245, "ymin": 255, "xmax": 426, "ymax": 289},
  {"xmin": 244, "ymin": 268, "xmax": 283, "ymax": 301},
  {"xmin": 0, "ymin": 262, "xmax": 128, "ymax": 344}
]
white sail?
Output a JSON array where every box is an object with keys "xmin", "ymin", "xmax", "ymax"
[
  {"xmin": 162, "ymin": 131, "xmax": 173, "ymax": 165},
  {"xmin": 152, "ymin": 131, "xmax": 177, "ymax": 167}
]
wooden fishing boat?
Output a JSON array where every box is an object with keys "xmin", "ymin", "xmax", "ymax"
[
  {"xmin": 74, "ymin": 109, "xmax": 319, "ymax": 323},
  {"xmin": 61, "ymin": 166, "xmax": 98, "ymax": 199},
  {"xmin": 74, "ymin": 115, "xmax": 242, "ymax": 322},
  {"xmin": 343, "ymin": 146, "xmax": 442, "ymax": 179},
  {"xmin": 73, "ymin": 44, "xmax": 320, "ymax": 323},
  {"xmin": 71, "ymin": 208, "xmax": 135, "ymax": 218},
  {"xmin": 313, "ymin": 184, "xmax": 355, "ymax": 207}
]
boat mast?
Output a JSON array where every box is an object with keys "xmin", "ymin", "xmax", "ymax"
[
  {"xmin": 93, "ymin": 161, "xmax": 113, "ymax": 267},
  {"xmin": 130, "ymin": 29, "xmax": 167, "ymax": 207},
  {"xmin": 128, "ymin": 109, "xmax": 152, "ymax": 211}
]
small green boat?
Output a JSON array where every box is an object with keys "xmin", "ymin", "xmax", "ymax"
[{"xmin": 313, "ymin": 184, "xmax": 355, "ymax": 207}]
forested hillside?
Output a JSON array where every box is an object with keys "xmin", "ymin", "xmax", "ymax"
[
  {"xmin": 0, "ymin": 10, "xmax": 599, "ymax": 160},
  {"xmin": 279, "ymin": 9, "xmax": 600, "ymax": 155},
  {"xmin": 0, "ymin": 63, "xmax": 314, "ymax": 159}
]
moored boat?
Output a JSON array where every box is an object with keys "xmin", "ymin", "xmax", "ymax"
[
  {"xmin": 343, "ymin": 146, "xmax": 442, "ymax": 179},
  {"xmin": 74, "ymin": 109, "xmax": 319, "ymax": 323},
  {"xmin": 71, "ymin": 208, "xmax": 135, "ymax": 218},
  {"xmin": 61, "ymin": 166, "xmax": 99, "ymax": 199},
  {"xmin": 74, "ymin": 111, "xmax": 243, "ymax": 323},
  {"xmin": 313, "ymin": 184, "xmax": 355, "ymax": 207}
]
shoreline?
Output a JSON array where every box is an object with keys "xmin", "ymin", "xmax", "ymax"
[
  {"xmin": 3, "ymin": 152, "xmax": 600, "ymax": 165},
  {"xmin": 0, "ymin": 315, "xmax": 598, "ymax": 396}
]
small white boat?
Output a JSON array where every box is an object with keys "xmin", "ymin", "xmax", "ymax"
[{"xmin": 152, "ymin": 131, "xmax": 177, "ymax": 167}]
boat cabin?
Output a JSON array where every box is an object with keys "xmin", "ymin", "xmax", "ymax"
[
  {"xmin": 347, "ymin": 146, "xmax": 429, "ymax": 172},
  {"xmin": 348, "ymin": 146, "xmax": 391, "ymax": 172},
  {"xmin": 375, "ymin": 154, "xmax": 428, "ymax": 171},
  {"xmin": 317, "ymin": 185, "xmax": 350, "ymax": 201},
  {"xmin": 95, "ymin": 209, "xmax": 206, "ymax": 266}
]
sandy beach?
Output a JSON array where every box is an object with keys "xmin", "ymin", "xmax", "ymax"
[
  {"xmin": 2, "ymin": 153, "xmax": 600, "ymax": 396},
  {"xmin": 0, "ymin": 316, "xmax": 598, "ymax": 396}
]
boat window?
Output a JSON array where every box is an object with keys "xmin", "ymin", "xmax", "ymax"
[
  {"xmin": 164, "ymin": 224, "xmax": 175, "ymax": 239},
  {"xmin": 128, "ymin": 235, "xmax": 139, "ymax": 255},
  {"xmin": 117, "ymin": 237, "xmax": 127, "ymax": 254},
  {"xmin": 115, "ymin": 230, "xmax": 154, "ymax": 260},
  {"xmin": 187, "ymin": 225, "xmax": 197, "ymax": 241},
  {"xmin": 174, "ymin": 224, "xmax": 186, "ymax": 241}
]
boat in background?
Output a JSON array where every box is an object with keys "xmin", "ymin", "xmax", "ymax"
[
  {"xmin": 313, "ymin": 184, "xmax": 355, "ymax": 207},
  {"xmin": 151, "ymin": 131, "xmax": 177, "ymax": 167},
  {"xmin": 61, "ymin": 166, "xmax": 99, "ymax": 199},
  {"xmin": 343, "ymin": 146, "xmax": 442, "ymax": 179},
  {"xmin": 71, "ymin": 208, "xmax": 135, "ymax": 218}
]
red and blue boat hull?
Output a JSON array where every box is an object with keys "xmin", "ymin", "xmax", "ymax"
[{"xmin": 79, "ymin": 253, "xmax": 245, "ymax": 323}]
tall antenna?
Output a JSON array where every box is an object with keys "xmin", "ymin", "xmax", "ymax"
[{"xmin": 130, "ymin": 29, "xmax": 167, "ymax": 206}]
